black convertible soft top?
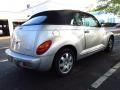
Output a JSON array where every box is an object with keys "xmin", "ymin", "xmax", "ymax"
[
  {"xmin": 31, "ymin": 10, "xmax": 90, "ymax": 18},
  {"xmin": 25, "ymin": 10, "xmax": 99, "ymax": 26},
  {"xmin": 29, "ymin": 10, "xmax": 93, "ymax": 25}
]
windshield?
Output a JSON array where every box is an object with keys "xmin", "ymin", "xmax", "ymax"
[{"xmin": 22, "ymin": 16, "xmax": 47, "ymax": 26}]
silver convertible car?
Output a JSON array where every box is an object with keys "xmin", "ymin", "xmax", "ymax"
[{"xmin": 5, "ymin": 10, "xmax": 114, "ymax": 76}]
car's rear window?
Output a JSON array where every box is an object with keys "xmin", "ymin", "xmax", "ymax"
[{"xmin": 22, "ymin": 16, "xmax": 47, "ymax": 26}]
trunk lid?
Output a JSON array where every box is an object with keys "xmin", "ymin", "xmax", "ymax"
[{"xmin": 10, "ymin": 25, "xmax": 41, "ymax": 56}]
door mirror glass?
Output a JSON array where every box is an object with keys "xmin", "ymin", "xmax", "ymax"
[
  {"xmin": 0, "ymin": 30, "xmax": 3, "ymax": 35},
  {"xmin": 101, "ymin": 23, "xmax": 106, "ymax": 27}
]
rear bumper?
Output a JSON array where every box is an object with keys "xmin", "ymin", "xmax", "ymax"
[{"xmin": 5, "ymin": 49, "xmax": 54, "ymax": 71}]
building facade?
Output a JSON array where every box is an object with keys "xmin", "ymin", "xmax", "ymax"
[
  {"xmin": 91, "ymin": 11, "xmax": 120, "ymax": 24},
  {"xmin": 0, "ymin": 0, "xmax": 97, "ymax": 37},
  {"xmin": 0, "ymin": 11, "xmax": 27, "ymax": 36}
]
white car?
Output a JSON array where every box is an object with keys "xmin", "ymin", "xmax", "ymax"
[{"xmin": 5, "ymin": 10, "xmax": 114, "ymax": 76}]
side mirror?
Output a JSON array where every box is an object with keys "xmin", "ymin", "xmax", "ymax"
[{"xmin": 0, "ymin": 30, "xmax": 3, "ymax": 35}]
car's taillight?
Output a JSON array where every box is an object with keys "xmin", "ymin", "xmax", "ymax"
[{"xmin": 36, "ymin": 40, "xmax": 52, "ymax": 55}]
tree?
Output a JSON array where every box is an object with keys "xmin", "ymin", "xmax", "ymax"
[{"xmin": 94, "ymin": 0, "xmax": 120, "ymax": 15}]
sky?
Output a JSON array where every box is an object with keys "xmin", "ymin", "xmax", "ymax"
[{"xmin": 0, "ymin": 0, "xmax": 97, "ymax": 12}]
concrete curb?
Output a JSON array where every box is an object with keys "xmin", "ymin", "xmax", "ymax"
[{"xmin": 0, "ymin": 36, "xmax": 10, "ymax": 40}]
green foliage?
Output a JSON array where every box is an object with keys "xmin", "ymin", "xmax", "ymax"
[
  {"xmin": 111, "ymin": 0, "xmax": 120, "ymax": 4},
  {"xmin": 94, "ymin": 0, "xmax": 120, "ymax": 14}
]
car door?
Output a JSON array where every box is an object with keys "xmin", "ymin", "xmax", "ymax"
[
  {"xmin": 82, "ymin": 13, "xmax": 104, "ymax": 49},
  {"xmin": 70, "ymin": 12, "xmax": 86, "ymax": 52}
]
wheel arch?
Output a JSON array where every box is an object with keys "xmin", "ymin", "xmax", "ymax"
[{"xmin": 54, "ymin": 45, "xmax": 77, "ymax": 60}]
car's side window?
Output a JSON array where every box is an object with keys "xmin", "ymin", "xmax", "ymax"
[
  {"xmin": 82, "ymin": 14, "xmax": 99, "ymax": 27},
  {"xmin": 71, "ymin": 13, "xmax": 83, "ymax": 26}
]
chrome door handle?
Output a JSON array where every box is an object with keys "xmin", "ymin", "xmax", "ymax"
[{"xmin": 84, "ymin": 30, "xmax": 89, "ymax": 33}]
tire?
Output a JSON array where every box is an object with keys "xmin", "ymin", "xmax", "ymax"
[
  {"xmin": 105, "ymin": 37, "xmax": 114, "ymax": 52},
  {"xmin": 53, "ymin": 48, "xmax": 75, "ymax": 77}
]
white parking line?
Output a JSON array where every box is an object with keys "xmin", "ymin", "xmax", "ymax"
[
  {"xmin": 0, "ymin": 59, "xmax": 8, "ymax": 63},
  {"xmin": 91, "ymin": 62, "xmax": 120, "ymax": 89},
  {"xmin": 0, "ymin": 47, "xmax": 8, "ymax": 50}
]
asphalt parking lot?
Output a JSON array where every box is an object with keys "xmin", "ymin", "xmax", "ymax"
[{"xmin": 0, "ymin": 33, "xmax": 120, "ymax": 90}]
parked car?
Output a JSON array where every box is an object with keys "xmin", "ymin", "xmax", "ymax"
[
  {"xmin": 5, "ymin": 10, "xmax": 114, "ymax": 76},
  {"xmin": 105, "ymin": 23, "xmax": 120, "ymax": 34},
  {"xmin": 114, "ymin": 23, "xmax": 120, "ymax": 28}
]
